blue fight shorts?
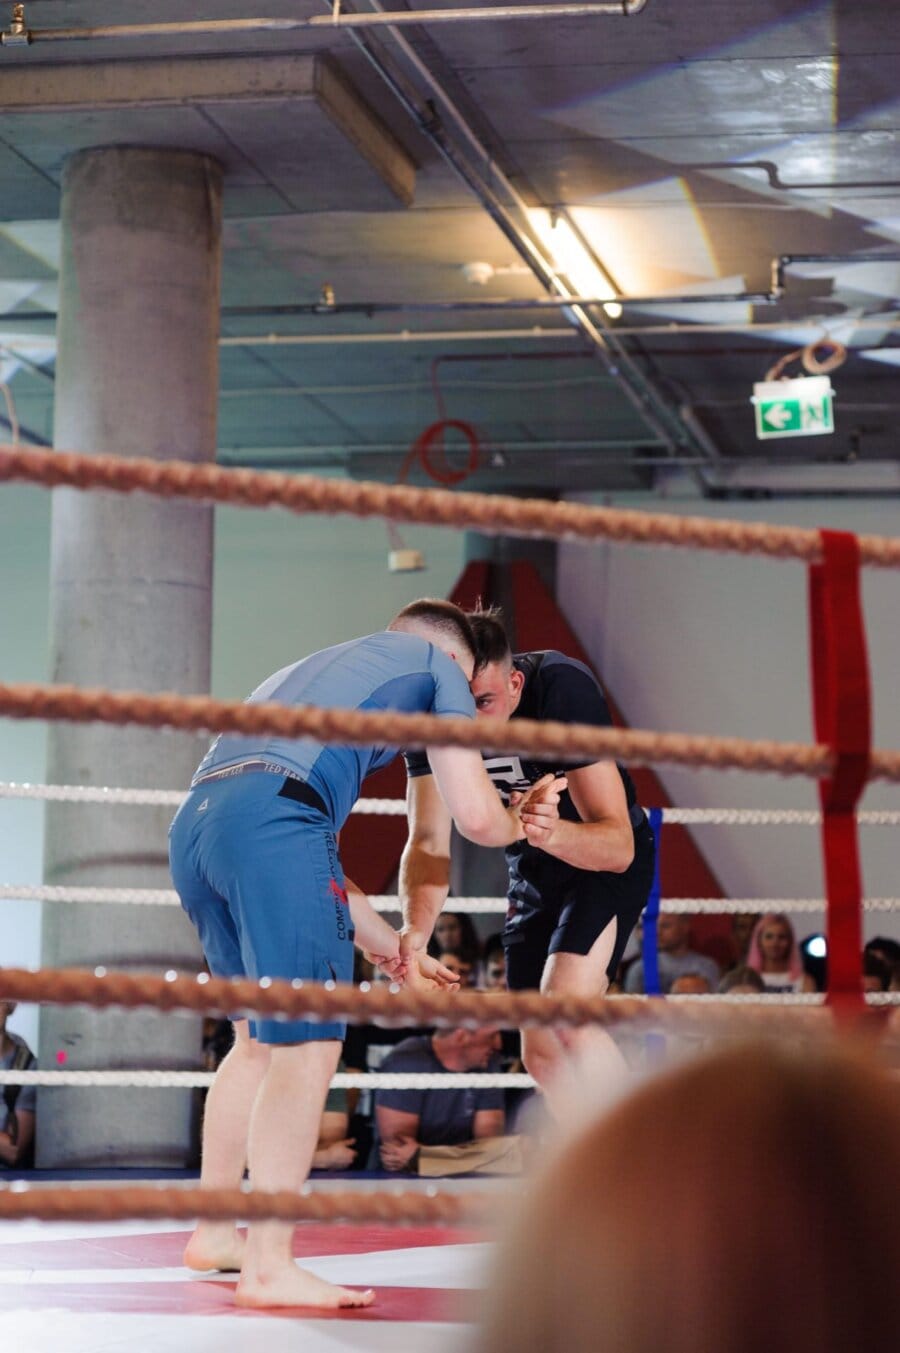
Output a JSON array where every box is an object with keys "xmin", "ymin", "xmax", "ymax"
[{"xmin": 168, "ymin": 770, "xmax": 354, "ymax": 1044}]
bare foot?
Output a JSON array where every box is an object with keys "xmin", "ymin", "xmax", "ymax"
[
  {"xmin": 235, "ymin": 1264, "xmax": 375, "ymax": 1310},
  {"xmin": 184, "ymin": 1222, "xmax": 246, "ymax": 1274}
]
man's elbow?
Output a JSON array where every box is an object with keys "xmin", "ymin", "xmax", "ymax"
[
  {"xmin": 608, "ymin": 831, "xmax": 635, "ymax": 874},
  {"xmin": 454, "ymin": 806, "xmax": 502, "ymax": 847}
]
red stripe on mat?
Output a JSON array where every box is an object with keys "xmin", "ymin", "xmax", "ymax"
[{"xmin": 0, "ymin": 1279, "xmax": 477, "ymax": 1322}]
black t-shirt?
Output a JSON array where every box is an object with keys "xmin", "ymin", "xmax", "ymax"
[{"xmin": 404, "ymin": 650, "xmax": 645, "ymax": 905}]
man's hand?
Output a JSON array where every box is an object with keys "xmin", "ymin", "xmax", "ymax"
[
  {"xmin": 365, "ymin": 951, "xmax": 409, "ymax": 983},
  {"xmin": 380, "ymin": 1136, "xmax": 419, "ymax": 1172},
  {"xmin": 520, "ymin": 788, "xmax": 562, "ymax": 850},
  {"xmin": 398, "ymin": 928, "xmax": 460, "ymax": 992},
  {"xmin": 511, "ymin": 772, "xmax": 566, "ymax": 843},
  {"xmin": 316, "ymin": 1138, "xmax": 358, "ymax": 1170}
]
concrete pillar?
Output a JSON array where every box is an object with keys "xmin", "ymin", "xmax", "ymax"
[{"xmin": 38, "ymin": 148, "xmax": 223, "ymax": 1167}]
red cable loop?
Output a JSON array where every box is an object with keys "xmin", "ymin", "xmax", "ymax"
[{"xmin": 398, "ymin": 419, "xmax": 481, "ymax": 487}]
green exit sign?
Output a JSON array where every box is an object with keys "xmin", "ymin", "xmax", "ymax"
[{"xmin": 752, "ymin": 376, "xmax": 834, "ymax": 440}]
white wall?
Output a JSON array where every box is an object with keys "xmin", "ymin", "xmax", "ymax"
[
  {"xmin": 0, "ymin": 482, "xmax": 466, "ymax": 1048},
  {"xmin": 558, "ymin": 482, "xmax": 900, "ymax": 943}
]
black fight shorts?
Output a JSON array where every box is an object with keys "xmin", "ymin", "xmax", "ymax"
[{"xmin": 502, "ymin": 820, "xmax": 655, "ymax": 991}]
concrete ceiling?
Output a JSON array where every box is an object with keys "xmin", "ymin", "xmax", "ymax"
[{"xmin": 1, "ymin": 0, "xmax": 899, "ymax": 497}]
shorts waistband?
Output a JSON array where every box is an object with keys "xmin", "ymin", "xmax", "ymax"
[
  {"xmin": 191, "ymin": 760, "xmax": 329, "ymax": 818},
  {"xmin": 192, "ymin": 758, "xmax": 301, "ymax": 787}
]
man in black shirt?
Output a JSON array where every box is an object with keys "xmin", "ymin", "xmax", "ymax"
[{"xmin": 401, "ymin": 610, "xmax": 655, "ymax": 1106}]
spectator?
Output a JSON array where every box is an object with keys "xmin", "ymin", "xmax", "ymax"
[
  {"xmin": 624, "ymin": 913, "xmax": 720, "ymax": 995},
  {"xmin": 430, "ymin": 911, "xmax": 482, "ymax": 968},
  {"xmin": 746, "ymin": 913, "xmax": 815, "ymax": 993},
  {"xmin": 311, "ymin": 1075, "xmax": 358, "ymax": 1171},
  {"xmin": 862, "ymin": 952, "xmax": 891, "ymax": 994},
  {"xmin": 865, "ymin": 936, "xmax": 900, "ymax": 973},
  {"xmin": 729, "ymin": 912, "xmax": 757, "ymax": 965},
  {"xmin": 669, "ymin": 973, "xmax": 713, "ymax": 995},
  {"xmin": 480, "ymin": 1041, "xmax": 900, "ymax": 1353},
  {"xmin": 718, "ymin": 965, "xmax": 766, "ymax": 995},
  {"xmin": 0, "ymin": 1000, "xmax": 36, "ymax": 1169},
  {"xmin": 440, "ymin": 951, "xmax": 477, "ymax": 988},
  {"xmin": 373, "ymin": 1029, "xmax": 523, "ymax": 1176},
  {"xmin": 480, "ymin": 933, "xmax": 507, "ymax": 991}
]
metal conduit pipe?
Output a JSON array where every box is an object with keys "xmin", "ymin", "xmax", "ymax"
[
  {"xmin": 772, "ymin": 252, "xmax": 900, "ymax": 293},
  {"xmin": 0, "ymin": 1, "xmax": 650, "ymax": 47},
  {"xmin": 217, "ymin": 316, "xmax": 900, "ymax": 345},
  {"xmin": 338, "ymin": 1, "xmax": 711, "ymax": 464}
]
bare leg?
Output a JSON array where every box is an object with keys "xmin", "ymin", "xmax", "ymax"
[
  {"xmin": 185, "ymin": 1019, "xmax": 270, "ymax": 1272},
  {"xmin": 235, "ymin": 1039, "xmax": 374, "ymax": 1310},
  {"xmin": 521, "ymin": 919, "xmax": 629, "ymax": 1122}
]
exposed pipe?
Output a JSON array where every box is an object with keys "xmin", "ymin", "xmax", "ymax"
[
  {"xmin": 0, "ymin": 1, "xmax": 650, "ymax": 48},
  {"xmin": 686, "ymin": 160, "xmax": 900, "ymax": 194},
  {"xmin": 338, "ymin": 0, "xmax": 717, "ymax": 464},
  {"xmin": 772, "ymin": 252, "xmax": 900, "ymax": 295},
  {"xmin": 5, "ymin": 317, "xmax": 896, "ymax": 355}
]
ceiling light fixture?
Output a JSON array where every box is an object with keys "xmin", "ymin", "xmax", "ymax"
[{"xmin": 528, "ymin": 209, "xmax": 622, "ymax": 319}]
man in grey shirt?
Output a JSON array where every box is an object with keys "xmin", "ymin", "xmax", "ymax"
[{"xmin": 624, "ymin": 913, "xmax": 720, "ymax": 994}]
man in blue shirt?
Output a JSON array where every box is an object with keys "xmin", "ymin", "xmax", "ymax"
[
  {"xmin": 169, "ymin": 598, "xmax": 563, "ymax": 1311},
  {"xmin": 400, "ymin": 608, "xmax": 655, "ymax": 1113}
]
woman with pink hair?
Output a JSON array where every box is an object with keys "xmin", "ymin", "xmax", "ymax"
[{"xmin": 746, "ymin": 912, "xmax": 815, "ymax": 993}]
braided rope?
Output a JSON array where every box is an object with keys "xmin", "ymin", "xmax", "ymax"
[
  {"xmin": 4, "ymin": 445, "xmax": 900, "ymax": 567},
  {"xmin": 5, "ymin": 884, "xmax": 899, "ymax": 913},
  {"xmin": 4, "ymin": 782, "xmax": 900, "ymax": 825},
  {"xmin": 5, "ymin": 683, "xmax": 900, "ymax": 783},
  {"xmin": 0, "ymin": 966, "xmax": 891, "ymax": 1039},
  {"xmin": 0, "ymin": 1183, "xmax": 484, "ymax": 1226}
]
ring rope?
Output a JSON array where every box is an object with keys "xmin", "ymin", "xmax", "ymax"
[
  {"xmin": 3, "ymin": 684, "xmax": 900, "ymax": 783},
  {"xmin": 2, "ymin": 781, "xmax": 900, "ymax": 825},
  {"xmin": 4, "ymin": 444, "xmax": 900, "ymax": 568},
  {"xmin": 0, "ymin": 1070, "xmax": 539, "ymax": 1090},
  {"xmin": 0, "ymin": 1183, "xmax": 485, "ymax": 1226},
  {"xmin": 4, "ymin": 885, "xmax": 898, "ymax": 913},
  {"xmin": 0, "ymin": 967, "xmax": 891, "ymax": 1038}
]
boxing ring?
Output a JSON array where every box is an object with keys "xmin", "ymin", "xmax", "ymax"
[{"xmin": 1, "ymin": 443, "xmax": 899, "ymax": 1349}]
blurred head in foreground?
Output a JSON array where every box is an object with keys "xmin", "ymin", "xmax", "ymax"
[{"xmin": 480, "ymin": 1041, "xmax": 900, "ymax": 1353}]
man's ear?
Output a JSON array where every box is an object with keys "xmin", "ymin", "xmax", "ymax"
[{"xmin": 509, "ymin": 668, "xmax": 525, "ymax": 698}]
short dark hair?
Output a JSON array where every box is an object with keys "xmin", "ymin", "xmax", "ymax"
[
  {"xmin": 389, "ymin": 598, "xmax": 477, "ymax": 659},
  {"xmin": 865, "ymin": 936, "xmax": 900, "ymax": 965},
  {"xmin": 718, "ymin": 964, "xmax": 765, "ymax": 994},
  {"xmin": 863, "ymin": 952, "xmax": 891, "ymax": 991},
  {"xmin": 467, "ymin": 606, "xmax": 513, "ymax": 669}
]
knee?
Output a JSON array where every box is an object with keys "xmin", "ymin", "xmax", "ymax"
[{"xmin": 522, "ymin": 1034, "xmax": 563, "ymax": 1088}]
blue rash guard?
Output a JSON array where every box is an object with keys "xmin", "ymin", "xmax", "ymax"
[
  {"xmin": 169, "ymin": 631, "xmax": 475, "ymax": 1043},
  {"xmin": 192, "ymin": 630, "xmax": 475, "ymax": 829}
]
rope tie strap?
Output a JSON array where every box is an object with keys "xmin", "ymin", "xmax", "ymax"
[
  {"xmin": 0, "ymin": 1183, "xmax": 486, "ymax": 1226},
  {"xmin": 3, "ymin": 683, "xmax": 900, "ymax": 782},
  {"xmin": 809, "ymin": 531, "xmax": 871, "ymax": 1007},
  {"xmin": 4, "ymin": 445, "xmax": 900, "ymax": 566}
]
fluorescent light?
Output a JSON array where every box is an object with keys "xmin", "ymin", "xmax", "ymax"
[{"xmin": 528, "ymin": 209, "xmax": 621, "ymax": 318}]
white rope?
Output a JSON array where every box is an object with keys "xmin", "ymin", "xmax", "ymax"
[
  {"xmin": 0, "ymin": 1070, "xmax": 535, "ymax": 1089},
  {"xmin": 2, "ymin": 994, "xmax": 898, "ymax": 1091},
  {"xmin": 3, "ymin": 884, "xmax": 899, "ymax": 913},
  {"xmin": 662, "ymin": 808, "xmax": 900, "ymax": 826},
  {"xmin": 0, "ymin": 782, "xmax": 405, "ymax": 815},
  {"xmin": 2, "ymin": 783, "xmax": 899, "ymax": 826}
]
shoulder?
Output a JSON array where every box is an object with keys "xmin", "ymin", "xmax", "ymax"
[
  {"xmin": 380, "ymin": 1036, "xmax": 431, "ymax": 1070},
  {"xmin": 517, "ymin": 650, "xmax": 610, "ymax": 723}
]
